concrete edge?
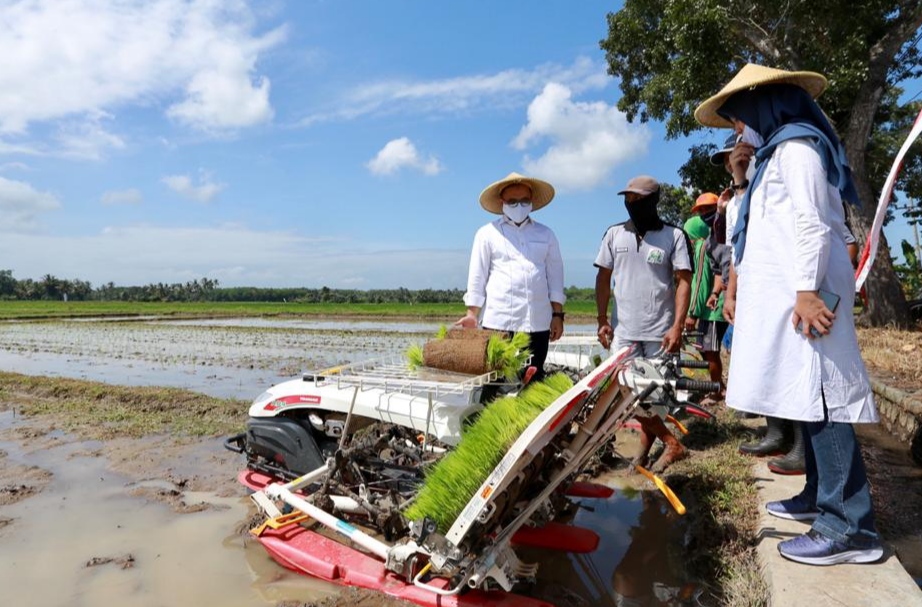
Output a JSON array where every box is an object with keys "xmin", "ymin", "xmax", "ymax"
[{"xmin": 751, "ymin": 460, "xmax": 922, "ymax": 607}]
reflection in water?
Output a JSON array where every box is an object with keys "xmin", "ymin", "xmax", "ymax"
[{"xmin": 522, "ymin": 490, "xmax": 703, "ymax": 607}]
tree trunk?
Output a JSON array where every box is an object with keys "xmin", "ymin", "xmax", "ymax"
[
  {"xmin": 838, "ymin": 9, "xmax": 921, "ymax": 329},
  {"xmin": 844, "ymin": 136, "xmax": 912, "ymax": 327}
]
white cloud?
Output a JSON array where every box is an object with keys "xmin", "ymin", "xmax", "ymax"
[
  {"xmin": 55, "ymin": 111, "xmax": 126, "ymax": 160},
  {"xmin": 0, "ymin": 224, "xmax": 471, "ymax": 288},
  {"xmin": 300, "ymin": 57, "xmax": 608, "ymax": 125},
  {"xmin": 366, "ymin": 138, "xmax": 443, "ymax": 176},
  {"xmin": 101, "ymin": 189, "xmax": 143, "ymax": 206},
  {"xmin": 0, "ymin": 0, "xmax": 285, "ymax": 136},
  {"xmin": 0, "ymin": 162, "xmax": 31, "ymax": 172},
  {"xmin": 512, "ymin": 83, "xmax": 651, "ymax": 191},
  {"xmin": 162, "ymin": 173, "xmax": 225, "ymax": 203},
  {"xmin": 0, "ymin": 176, "xmax": 61, "ymax": 231}
]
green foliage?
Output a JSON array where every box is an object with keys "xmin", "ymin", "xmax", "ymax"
[
  {"xmin": 659, "ymin": 182, "xmax": 697, "ymax": 225},
  {"xmin": 404, "ymin": 373, "xmax": 573, "ymax": 531},
  {"xmin": 894, "ymin": 239, "xmax": 922, "ymax": 297},
  {"xmin": 678, "ymin": 144, "xmax": 733, "ymax": 195},
  {"xmin": 601, "ymin": 0, "xmax": 922, "ymax": 222}
]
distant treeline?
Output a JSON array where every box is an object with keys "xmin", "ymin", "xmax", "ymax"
[{"xmin": 0, "ymin": 270, "xmax": 596, "ymax": 304}]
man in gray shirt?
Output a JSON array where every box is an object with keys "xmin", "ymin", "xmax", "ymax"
[{"xmin": 595, "ymin": 175, "xmax": 692, "ymax": 472}]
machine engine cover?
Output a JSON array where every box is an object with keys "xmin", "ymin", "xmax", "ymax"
[{"xmin": 245, "ymin": 417, "xmax": 329, "ymax": 478}]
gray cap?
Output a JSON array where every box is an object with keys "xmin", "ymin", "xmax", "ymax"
[
  {"xmin": 618, "ymin": 175, "xmax": 660, "ymax": 196},
  {"xmin": 709, "ymin": 133, "xmax": 739, "ymax": 165}
]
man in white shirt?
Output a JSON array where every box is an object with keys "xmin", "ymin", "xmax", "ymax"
[{"xmin": 455, "ymin": 172, "xmax": 566, "ymax": 381}]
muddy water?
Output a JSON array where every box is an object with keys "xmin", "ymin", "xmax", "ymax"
[
  {"xmin": 519, "ymin": 486, "xmax": 696, "ymax": 607},
  {"xmin": 0, "ymin": 317, "xmax": 697, "ymax": 606},
  {"xmin": 0, "ymin": 410, "xmax": 339, "ymax": 607}
]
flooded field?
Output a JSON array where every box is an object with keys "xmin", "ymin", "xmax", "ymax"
[
  {"xmin": 0, "ymin": 317, "xmax": 702, "ymax": 607},
  {"xmin": 0, "ymin": 317, "xmax": 599, "ymax": 399}
]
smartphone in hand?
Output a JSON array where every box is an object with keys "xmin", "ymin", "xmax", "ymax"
[{"xmin": 796, "ymin": 289, "xmax": 841, "ymax": 337}]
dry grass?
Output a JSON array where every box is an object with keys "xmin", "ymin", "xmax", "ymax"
[{"xmin": 857, "ymin": 326, "xmax": 922, "ymax": 392}]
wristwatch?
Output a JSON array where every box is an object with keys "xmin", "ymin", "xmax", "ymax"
[
  {"xmin": 552, "ymin": 312, "xmax": 565, "ymax": 320},
  {"xmin": 731, "ymin": 179, "xmax": 749, "ymax": 191}
]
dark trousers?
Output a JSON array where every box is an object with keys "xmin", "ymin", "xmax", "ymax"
[
  {"xmin": 483, "ymin": 328, "xmax": 550, "ymax": 381},
  {"xmin": 478, "ymin": 329, "xmax": 550, "ymax": 404}
]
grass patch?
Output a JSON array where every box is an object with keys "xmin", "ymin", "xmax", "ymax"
[
  {"xmin": 0, "ymin": 300, "xmax": 603, "ymax": 322},
  {"xmin": 663, "ymin": 410, "xmax": 768, "ymax": 606},
  {"xmin": 0, "ymin": 372, "xmax": 247, "ymax": 439}
]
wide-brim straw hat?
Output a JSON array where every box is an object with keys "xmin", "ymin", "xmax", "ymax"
[
  {"xmin": 695, "ymin": 63, "xmax": 828, "ymax": 128},
  {"xmin": 479, "ymin": 172, "xmax": 555, "ymax": 214}
]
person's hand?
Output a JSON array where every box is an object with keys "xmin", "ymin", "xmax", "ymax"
[
  {"xmin": 792, "ymin": 291, "xmax": 835, "ymax": 338},
  {"xmin": 706, "ymin": 293, "xmax": 720, "ymax": 310},
  {"xmin": 723, "ymin": 291, "xmax": 736, "ymax": 324},
  {"xmin": 729, "ymin": 142, "xmax": 755, "ymax": 185},
  {"xmin": 454, "ymin": 314, "xmax": 477, "ymax": 329},
  {"xmin": 684, "ymin": 316, "xmax": 697, "ymax": 332},
  {"xmin": 662, "ymin": 324, "xmax": 682, "ymax": 353},
  {"xmin": 597, "ymin": 321, "xmax": 613, "ymax": 349},
  {"xmin": 550, "ymin": 317, "xmax": 564, "ymax": 342},
  {"xmin": 717, "ymin": 188, "xmax": 732, "ymax": 213}
]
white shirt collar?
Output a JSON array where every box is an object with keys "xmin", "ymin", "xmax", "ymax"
[{"xmin": 501, "ymin": 215, "xmax": 533, "ymax": 227}]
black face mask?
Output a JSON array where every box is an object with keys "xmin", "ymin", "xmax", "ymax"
[
  {"xmin": 699, "ymin": 210, "xmax": 718, "ymax": 225},
  {"xmin": 625, "ymin": 193, "xmax": 662, "ymax": 235}
]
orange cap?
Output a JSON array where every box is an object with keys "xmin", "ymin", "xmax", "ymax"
[{"xmin": 691, "ymin": 192, "xmax": 718, "ymax": 213}]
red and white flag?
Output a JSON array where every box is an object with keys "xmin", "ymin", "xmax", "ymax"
[{"xmin": 855, "ymin": 107, "xmax": 922, "ymax": 291}]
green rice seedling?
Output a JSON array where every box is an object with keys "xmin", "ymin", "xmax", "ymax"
[
  {"xmin": 406, "ymin": 344, "xmax": 424, "ymax": 370},
  {"xmin": 435, "ymin": 324, "xmax": 449, "ymax": 339},
  {"xmin": 486, "ymin": 332, "xmax": 531, "ymax": 381},
  {"xmin": 404, "ymin": 373, "xmax": 573, "ymax": 531}
]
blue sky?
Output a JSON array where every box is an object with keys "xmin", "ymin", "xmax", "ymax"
[{"xmin": 1, "ymin": 0, "xmax": 917, "ymax": 290}]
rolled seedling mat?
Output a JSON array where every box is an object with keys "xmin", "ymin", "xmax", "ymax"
[{"xmin": 423, "ymin": 333, "xmax": 491, "ymax": 375}]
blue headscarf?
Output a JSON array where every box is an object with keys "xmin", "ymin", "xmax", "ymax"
[{"xmin": 718, "ymin": 83, "xmax": 860, "ymax": 264}]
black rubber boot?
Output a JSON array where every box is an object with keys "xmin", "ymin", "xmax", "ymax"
[
  {"xmin": 739, "ymin": 416, "xmax": 789, "ymax": 457},
  {"xmin": 768, "ymin": 422, "xmax": 806, "ymax": 475}
]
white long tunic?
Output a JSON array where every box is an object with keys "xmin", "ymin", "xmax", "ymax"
[{"xmin": 726, "ymin": 139, "xmax": 877, "ymax": 423}]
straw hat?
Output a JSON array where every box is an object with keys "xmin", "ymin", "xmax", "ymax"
[
  {"xmin": 479, "ymin": 172, "xmax": 555, "ymax": 214},
  {"xmin": 695, "ymin": 63, "xmax": 828, "ymax": 128}
]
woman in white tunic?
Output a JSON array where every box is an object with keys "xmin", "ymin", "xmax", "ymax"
[{"xmin": 695, "ymin": 64, "xmax": 882, "ymax": 566}]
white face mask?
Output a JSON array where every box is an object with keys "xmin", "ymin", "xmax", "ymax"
[
  {"xmin": 740, "ymin": 124, "xmax": 764, "ymax": 148},
  {"xmin": 503, "ymin": 202, "xmax": 532, "ymax": 224}
]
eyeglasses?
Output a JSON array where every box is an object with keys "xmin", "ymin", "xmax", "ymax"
[{"xmin": 502, "ymin": 200, "xmax": 531, "ymax": 207}]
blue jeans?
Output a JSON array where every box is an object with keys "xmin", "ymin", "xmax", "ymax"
[{"xmin": 796, "ymin": 418, "xmax": 879, "ymax": 546}]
